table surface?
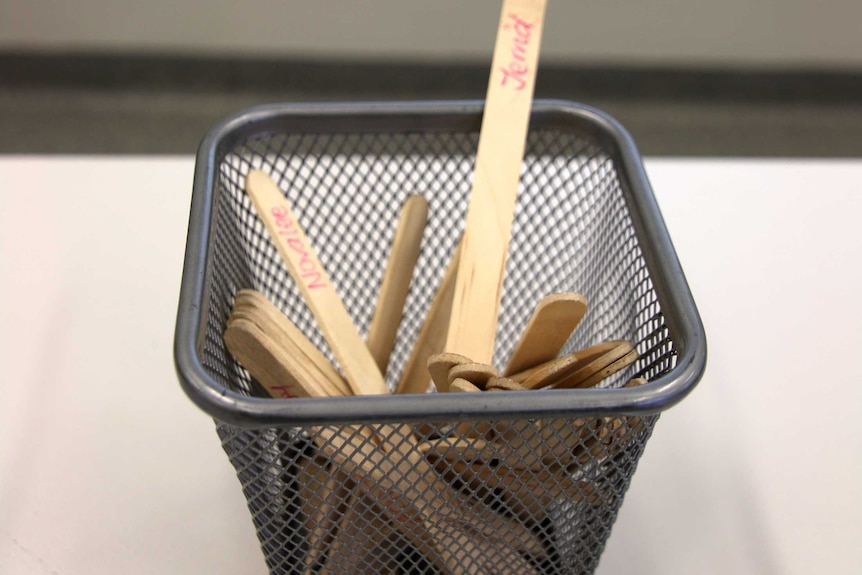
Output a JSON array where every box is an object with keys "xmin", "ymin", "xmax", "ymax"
[{"xmin": 2, "ymin": 157, "xmax": 860, "ymax": 574}]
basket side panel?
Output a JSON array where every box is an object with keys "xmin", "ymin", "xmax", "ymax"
[{"xmin": 199, "ymin": 119, "xmax": 677, "ymax": 574}]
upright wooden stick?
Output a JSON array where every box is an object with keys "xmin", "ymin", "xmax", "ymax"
[
  {"xmin": 245, "ymin": 169, "xmax": 388, "ymax": 396},
  {"xmin": 395, "ymin": 243, "xmax": 462, "ymax": 394},
  {"xmin": 445, "ymin": 0, "xmax": 548, "ymax": 363},
  {"xmin": 503, "ymin": 293, "xmax": 587, "ymax": 376},
  {"xmin": 367, "ymin": 195, "xmax": 428, "ymax": 375}
]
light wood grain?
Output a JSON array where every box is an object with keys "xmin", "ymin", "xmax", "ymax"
[
  {"xmin": 450, "ymin": 377, "xmax": 483, "ymax": 393},
  {"xmin": 395, "ymin": 242, "xmax": 462, "ymax": 394},
  {"xmin": 509, "ymin": 352, "xmax": 580, "ymax": 389},
  {"xmin": 574, "ymin": 347, "xmax": 639, "ymax": 390},
  {"xmin": 367, "ymin": 194, "xmax": 429, "ymax": 376},
  {"xmin": 244, "ymin": 169, "xmax": 387, "ymax": 396},
  {"xmin": 426, "ymin": 352, "xmax": 472, "ymax": 393},
  {"xmin": 503, "ymin": 292, "xmax": 588, "ymax": 376},
  {"xmin": 486, "ymin": 376, "xmax": 526, "ymax": 391},
  {"xmin": 224, "ymin": 318, "xmax": 336, "ymax": 399},
  {"xmin": 230, "ymin": 290, "xmax": 352, "ymax": 397},
  {"xmin": 445, "ymin": 0, "xmax": 548, "ymax": 363},
  {"xmin": 550, "ymin": 340, "xmax": 635, "ymax": 389},
  {"xmin": 448, "ymin": 363, "xmax": 499, "ymax": 390},
  {"xmin": 225, "ymin": 291, "xmax": 540, "ymax": 574}
]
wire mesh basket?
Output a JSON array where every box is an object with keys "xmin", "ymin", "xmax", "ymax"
[{"xmin": 174, "ymin": 100, "xmax": 706, "ymax": 575}]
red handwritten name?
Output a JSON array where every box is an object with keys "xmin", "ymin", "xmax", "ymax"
[
  {"xmin": 269, "ymin": 385, "xmax": 297, "ymax": 398},
  {"xmin": 499, "ymin": 13, "xmax": 535, "ymax": 91},
  {"xmin": 270, "ymin": 206, "xmax": 328, "ymax": 290}
]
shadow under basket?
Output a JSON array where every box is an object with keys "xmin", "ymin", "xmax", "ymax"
[{"xmin": 174, "ymin": 100, "xmax": 706, "ymax": 575}]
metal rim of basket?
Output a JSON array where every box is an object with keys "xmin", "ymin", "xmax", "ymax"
[{"xmin": 173, "ymin": 99, "xmax": 707, "ymax": 428}]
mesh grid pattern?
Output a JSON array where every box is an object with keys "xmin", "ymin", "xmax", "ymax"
[{"xmin": 197, "ymin": 121, "xmax": 677, "ymax": 574}]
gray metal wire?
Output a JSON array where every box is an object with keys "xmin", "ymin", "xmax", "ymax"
[{"xmin": 186, "ymin": 104, "xmax": 691, "ymax": 575}]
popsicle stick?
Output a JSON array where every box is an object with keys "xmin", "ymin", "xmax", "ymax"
[
  {"xmin": 227, "ymin": 313, "xmax": 538, "ymax": 573},
  {"xmin": 395, "ymin": 242, "xmax": 462, "ymax": 394},
  {"xmin": 417, "ymin": 436, "xmax": 498, "ymax": 462},
  {"xmin": 503, "ymin": 293, "xmax": 588, "ymax": 376},
  {"xmin": 550, "ymin": 341, "xmax": 635, "ymax": 390},
  {"xmin": 367, "ymin": 194, "xmax": 429, "ymax": 375},
  {"xmin": 222, "ymin": 327, "xmax": 352, "ymax": 571},
  {"xmin": 225, "ymin": 318, "xmax": 336, "ymax": 399},
  {"xmin": 244, "ymin": 169, "xmax": 387, "ymax": 396},
  {"xmin": 229, "ymin": 290, "xmax": 351, "ymax": 397},
  {"xmin": 231, "ymin": 290, "xmax": 351, "ymax": 396},
  {"xmin": 450, "ymin": 377, "xmax": 482, "ymax": 393},
  {"xmin": 512, "ymin": 352, "xmax": 580, "ymax": 390},
  {"xmin": 445, "ymin": 0, "xmax": 548, "ymax": 364},
  {"xmin": 485, "ymin": 376, "xmax": 526, "ymax": 391},
  {"xmin": 495, "ymin": 342, "xmax": 635, "ymax": 466},
  {"xmin": 574, "ymin": 347, "xmax": 639, "ymax": 390},
  {"xmin": 448, "ymin": 363, "xmax": 499, "ymax": 390},
  {"xmin": 426, "ymin": 352, "xmax": 472, "ymax": 393}
]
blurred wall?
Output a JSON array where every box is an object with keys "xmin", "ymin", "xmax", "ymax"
[{"xmin": 2, "ymin": 0, "xmax": 861, "ymax": 68}]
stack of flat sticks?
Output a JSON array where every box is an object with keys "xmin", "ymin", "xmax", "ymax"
[
  {"xmin": 222, "ymin": 2, "xmax": 645, "ymax": 572},
  {"xmin": 224, "ymin": 171, "xmax": 645, "ymax": 575}
]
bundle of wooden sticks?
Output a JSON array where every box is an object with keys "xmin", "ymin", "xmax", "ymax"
[
  {"xmin": 222, "ymin": 2, "xmax": 646, "ymax": 572},
  {"xmin": 223, "ymin": 172, "xmax": 645, "ymax": 575}
]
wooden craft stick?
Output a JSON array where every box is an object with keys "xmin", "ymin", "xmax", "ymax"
[
  {"xmin": 450, "ymin": 377, "xmax": 482, "ymax": 393},
  {"xmin": 230, "ymin": 290, "xmax": 352, "ymax": 397},
  {"xmin": 367, "ymin": 195, "xmax": 429, "ymax": 375},
  {"xmin": 448, "ymin": 363, "xmax": 499, "ymax": 390},
  {"xmin": 226, "ymin": 304, "xmax": 540, "ymax": 574},
  {"xmin": 505, "ymin": 351, "xmax": 579, "ymax": 389},
  {"xmin": 223, "ymin": 323, "xmax": 351, "ymax": 571},
  {"xmin": 244, "ymin": 169, "xmax": 387, "ymax": 396},
  {"xmin": 225, "ymin": 317, "xmax": 338, "ymax": 399},
  {"xmin": 395, "ymin": 243, "xmax": 462, "ymax": 394},
  {"xmin": 489, "ymin": 345, "xmax": 636, "ymax": 470},
  {"xmin": 445, "ymin": 0, "xmax": 548, "ymax": 364},
  {"xmin": 551, "ymin": 341, "xmax": 636, "ymax": 390},
  {"xmin": 485, "ymin": 376, "xmax": 526, "ymax": 391},
  {"xmin": 446, "ymin": 371, "xmax": 494, "ymax": 437},
  {"xmin": 426, "ymin": 352, "xmax": 472, "ymax": 393},
  {"xmin": 504, "ymin": 293, "xmax": 588, "ymax": 376},
  {"xmin": 417, "ymin": 436, "xmax": 499, "ymax": 462},
  {"xmin": 574, "ymin": 347, "xmax": 639, "ymax": 390}
]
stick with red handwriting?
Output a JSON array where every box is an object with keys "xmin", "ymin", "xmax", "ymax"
[
  {"xmin": 245, "ymin": 169, "xmax": 389, "ymax": 396},
  {"xmin": 445, "ymin": 0, "xmax": 548, "ymax": 365}
]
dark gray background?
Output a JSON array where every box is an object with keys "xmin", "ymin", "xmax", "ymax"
[{"xmin": 2, "ymin": 52, "xmax": 861, "ymax": 156}]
